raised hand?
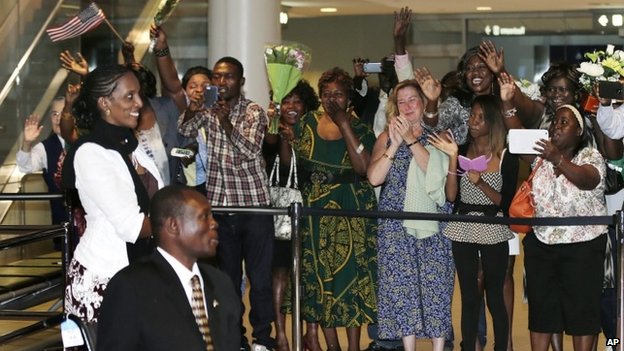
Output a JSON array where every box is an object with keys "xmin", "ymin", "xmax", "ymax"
[
  {"xmin": 23, "ymin": 114, "xmax": 43, "ymax": 144},
  {"xmin": 414, "ymin": 67, "xmax": 442, "ymax": 102},
  {"xmin": 393, "ymin": 7, "xmax": 412, "ymax": 54},
  {"xmin": 64, "ymin": 83, "xmax": 81, "ymax": 110},
  {"xmin": 122, "ymin": 41, "xmax": 136, "ymax": 64},
  {"xmin": 498, "ymin": 72, "xmax": 517, "ymax": 102},
  {"xmin": 149, "ymin": 24, "xmax": 168, "ymax": 50},
  {"xmin": 352, "ymin": 57, "xmax": 368, "ymax": 78},
  {"xmin": 59, "ymin": 50, "xmax": 89, "ymax": 77},
  {"xmin": 428, "ymin": 131, "xmax": 457, "ymax": 157},
  {"xmin": 478, "ymin": 40, "xmax": 505, "ymax": 75}
]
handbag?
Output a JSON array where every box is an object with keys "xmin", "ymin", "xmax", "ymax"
[
  {"xmin": 269, "ymin": 147, "xmax": 302, "ymax": 240},
  {"xmin": 509, "ymin": 159, "xmax": 543, "ymax": 233},
  {"xmin": 604, "ymin": 162, "xmax": 624, "ymax": 195}
]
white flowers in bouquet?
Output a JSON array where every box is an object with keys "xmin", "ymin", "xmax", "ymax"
[
  {"xmin": 577, "ymin": 44, "xmax": 624, "ymax": 92},
  {"xmin": 515, "ymin": 79, "xmax": 541, "ymax": 101}
]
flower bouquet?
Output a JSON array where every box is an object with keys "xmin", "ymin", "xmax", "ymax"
[
  {"xmin": 149, "ymin": 0, "xmax": 181, "ymax": 52},
  {"xmin": 577, "ymin": 44, "xmax": 624, "ymax": 111},
  {"xmin": 265, "ymin": 42, "xmax": 311, "ymax": 134},
  {"xmin": 515, "ymin": 79, "xmax": 541, "ymax": 101}
]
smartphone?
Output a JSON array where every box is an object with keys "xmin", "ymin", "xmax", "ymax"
[
  {"xmin": 203, "ymin": 85, "xmax": 219, "ymax": 108},
  {"xmin": 170, "ymin": 147, "xmax": 195, "ymax": 158},
  {"xmin": 363, "ymin": 62, "xmax": 383, "ymax": 74},
  {"xmin": 508, "ymin": 129, "xmax": 549, "ymax": 154},
  {"xmin": 598, "ymin": 81, "xmax": 624, "ymax": 100}
]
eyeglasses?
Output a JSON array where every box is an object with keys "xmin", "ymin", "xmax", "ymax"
[{"xmin": 546, "ymin": 86, "xmax": 572, "ymax": 94}]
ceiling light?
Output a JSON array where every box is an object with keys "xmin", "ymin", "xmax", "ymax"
[
  {"xmin": 598, "ymin": 14, "xmax": 609, "ymax": 26},
  {"xmin": 476, "ymin": 6, "xmax": 492, "ymax": 11},
  {"xmin": 280, "ymin": 11, "xmax": 289, "ymax": 24},
  {"xmin": 613, "ymin": 14, "xmax": 623, "ymax": 27},
  {"xmin": 320, "ymin": 8, "xmax": 337, "ymax": 13}
]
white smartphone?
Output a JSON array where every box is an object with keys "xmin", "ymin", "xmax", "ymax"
[
  {"xmin": 508, "ymin": 129, "xmax": 549, "ymax": 154},
  {"xmin": 170, "ymin": 147, "xmax": 195, "ymax": 158}
]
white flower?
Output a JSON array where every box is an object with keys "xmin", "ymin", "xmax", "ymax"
[
  {"xmin": 265, "ymin": 48, "xmax": 273, "ymax": 55},
  {"xmin": 606, "ymin": 44, "xmax": 615, "ymax": 55},
  {"xmin": 614, "ymin": 50, "xmax": 624, "ymax": 60},
  {"xmin": 577, "ymin": 62, "xmax": 605, "ymax": 77}
]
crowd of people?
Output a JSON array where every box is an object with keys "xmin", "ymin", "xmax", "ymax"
[{"xmin": 14, "ymin": 5, "xmax": 620, "ymax": 351}]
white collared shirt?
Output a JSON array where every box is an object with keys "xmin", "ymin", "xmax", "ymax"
[
  {"xmin": 16, "ymin": 134, "xmax": 65, "ymax": 173},
  {"xmin": 157, "ymin": 247, "xmax": 208, "ymax": 315}
]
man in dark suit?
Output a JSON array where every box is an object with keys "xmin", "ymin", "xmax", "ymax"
[{"xmin": 97, "ymin": 185, "xmax": 241, "ymax": 351}]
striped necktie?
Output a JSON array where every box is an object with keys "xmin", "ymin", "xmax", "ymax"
[{"xmin": 190, "ymin": 275, "xmax": 214, "ymax": 350}]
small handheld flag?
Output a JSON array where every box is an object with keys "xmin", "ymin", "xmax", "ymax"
[{"xmin": 46, "ymin": 3, "xmax": 105, "ymax": 42}]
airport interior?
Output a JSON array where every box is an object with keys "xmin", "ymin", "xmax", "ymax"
[{"xmin": 0, "ymin": 0, "xmax": 621, "ymax": 349}]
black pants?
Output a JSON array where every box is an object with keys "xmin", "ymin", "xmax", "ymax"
[
  {"xmin": 452, "ymin": 240, "xmax": 509, "ymax": 351},
  {"xmin": 215, "ymin": 213, "xmax": 276, "ymax": 348}
]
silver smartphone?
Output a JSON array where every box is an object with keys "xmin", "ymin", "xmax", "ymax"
[
  {"xmin": 508, "ymin": 129, "xmax": 549, "ymax": 154},
  {"xmin": 170, "ymin": 147, "xmax": 195, "ymax": 158},
  {"xmin": 363, "ymin": 62, "xmax": 382, "ymax": 73}
]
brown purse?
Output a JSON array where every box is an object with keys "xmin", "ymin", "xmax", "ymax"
[{"xmin": 509, "ymin": 159, "xmax": 543, "ymax": 233}]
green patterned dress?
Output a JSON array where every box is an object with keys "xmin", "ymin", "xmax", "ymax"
[{"xmin": 293, "ymin": 112, "xmax": 378, "ymax": 327}]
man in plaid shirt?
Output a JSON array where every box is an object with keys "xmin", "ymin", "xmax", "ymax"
[{"xmin": 178, "ymin": 56, "xmax": 275, "ymax": 351}]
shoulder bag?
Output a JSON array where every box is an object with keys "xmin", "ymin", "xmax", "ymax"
[
  {"xmin": 269, "ymin": 147, "xmax": 302, "ymax": 240},
  {"xmin": 509, "ymin": 158, "xmax": 543, "ymax": 233}
]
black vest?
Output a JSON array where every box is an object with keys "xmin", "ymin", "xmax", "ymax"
[{"xmin": 41, "ymin": 134, "xmax": 68, "ymax": 224}]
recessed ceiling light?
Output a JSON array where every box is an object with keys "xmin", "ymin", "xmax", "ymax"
[
  {"xmin": 320, "ymin": 7, "xmax": 337, "ymax": 13},
  {"xmin": 477, "ymin": 6, "xmax": 492, "ymax": 11}
]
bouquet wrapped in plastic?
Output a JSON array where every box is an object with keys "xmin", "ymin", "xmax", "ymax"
[
  {"xmin": 149, "ymin": 0, "xmax": 181, "ymax": 52},
  {"xmin": 264, "ymin": 42, "xmax": 311, "ymax": 134},
  {"xmin": 577, "ymin": 44, "xmax": 624, "ymax": 111}
]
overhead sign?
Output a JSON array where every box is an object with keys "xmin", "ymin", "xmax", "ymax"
[{"xmin": 484, "ymin": 25, "xmax": 526, "ymax": 36}]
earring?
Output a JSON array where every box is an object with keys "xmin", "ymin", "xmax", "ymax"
[{"xmin": 105, "ymin": 109, "xmax": 111, "ymax": 116}]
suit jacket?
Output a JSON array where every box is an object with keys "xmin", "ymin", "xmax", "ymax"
[{"xmin": 97, "ymin": 251, "xmax": 241, "ymax": 351}]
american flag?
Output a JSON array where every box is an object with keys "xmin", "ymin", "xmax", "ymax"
[{"xmin": 46, "ymin": 3, "xmax": 105, "ymax": 42}]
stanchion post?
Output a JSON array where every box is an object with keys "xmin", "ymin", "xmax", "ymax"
[
  {"xmin": 290, "ymin": 202, "xmax": 303, "ymax": 351},
  {"xmin": 618, "ymin": 210, "xmax": 623, "ymax": 350}
]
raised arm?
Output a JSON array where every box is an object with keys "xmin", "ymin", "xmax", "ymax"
[{"xmin": 150, "ymin": 25, "xmax": 187, "ymax": 112}]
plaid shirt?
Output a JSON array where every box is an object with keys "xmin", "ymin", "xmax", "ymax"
[{"xmin": 178, "ymin": 95, "xmax": 270, "ymax": 206}]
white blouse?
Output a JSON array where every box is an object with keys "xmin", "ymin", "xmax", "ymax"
[{"xmin": 73, "ymin": 143, "xmax": 163, "ymax": 278}]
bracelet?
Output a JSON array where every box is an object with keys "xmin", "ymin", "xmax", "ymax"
[
  {"xmin": 154, "ymin": 46, "xmax": 170, "ymax": 57},
  {"xmin": 61, "ymin": 112, "xmax": 73, "ymax": 121},
  {"xmin": 406, "ymin": 140, "xmax": 419, "ymax": 148},
  {"xmin": 355, "ymin": 143, "xmax": 365, "ymax": 154},
  {"xmin": 382, "ymin": 152, "xmax": 394, "ymax": 161},
  {"xmin": 554, "ymin": 155, "xmax": 564, "ymax": 168},
  {"xmin": 447, "ymin": 170, "xmax": 459, "ymax": 176},
  {"xmin": 504, "ymin": 107, "xmax": 517, "ymax": 119},
  {"xmin": 406, "ymin": 135, "xmax": 426, "ymax": 148},
  {"xmin": 423, "ymin": 110, "xmax": 439, "ymax": 119}
]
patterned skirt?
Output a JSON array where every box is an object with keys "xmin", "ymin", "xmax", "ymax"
[{"xmin": 64, "ymin": 258, "xmax": 110, "ymax": 322}]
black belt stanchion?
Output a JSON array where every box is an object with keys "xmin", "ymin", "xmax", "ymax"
[
  {"xmin": 290, "ymin": 202, "xmax": 303, "ymax": 351},
  {"xmin": 618, "ymin": 209, "xmax": 623, "ymax": 350}
]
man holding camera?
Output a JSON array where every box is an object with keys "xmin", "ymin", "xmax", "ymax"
[{"xmin": 178, "ymin": 56, "xmax": 275, "ymax": 351}]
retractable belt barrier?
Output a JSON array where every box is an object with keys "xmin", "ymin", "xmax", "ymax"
[{"xmin": 214, "ymin": 204, "xmax": 622, "ymax": 351}]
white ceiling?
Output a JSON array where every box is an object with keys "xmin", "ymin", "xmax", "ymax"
[{"xmin": 281, "ymin": 0, "xmax": 624, "ymax": 18}]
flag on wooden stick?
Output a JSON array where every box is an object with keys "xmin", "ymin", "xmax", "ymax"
[{"xmin": 46, "ymin": 3, "xmax": 105, "ymax": 42}]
